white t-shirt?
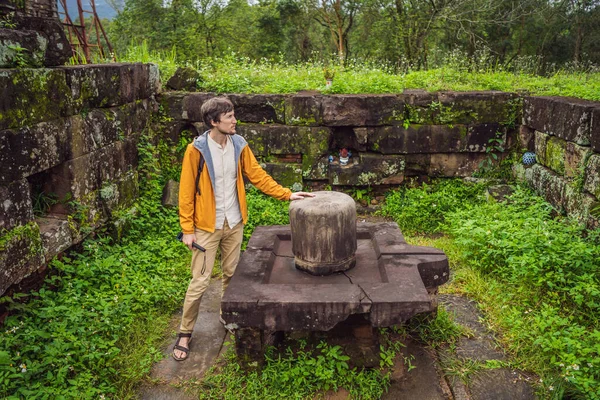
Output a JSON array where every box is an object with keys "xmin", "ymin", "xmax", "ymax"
[{"xmin": 207, "ymin": 135, "xmax": 242, "ymax": 229}]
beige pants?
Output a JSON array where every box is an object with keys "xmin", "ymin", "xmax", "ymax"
[{"xmin": 179, "ymin": 219, "xmax": 244, "ymax": 333}]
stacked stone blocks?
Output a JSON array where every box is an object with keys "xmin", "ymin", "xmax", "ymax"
[
  {"xmin": 0, "ymin": 63, "xmax": 159, "ymax": 294},
  {"xmin": 160, "ymin": 91, "xmax": 519, "ymax": 189},
  {"xmin": 519, "ymin": 96, "xmax": 600, "ymax": 227}
]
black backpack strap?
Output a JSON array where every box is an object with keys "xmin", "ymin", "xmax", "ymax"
[{"xmin": 195, "ymin": 151, "xmax": 205, "ymax": 196}]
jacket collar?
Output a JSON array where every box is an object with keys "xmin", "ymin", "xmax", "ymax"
[{"xmin": 193, "ymin": 131, "xmax": 248, "ymax": 188}]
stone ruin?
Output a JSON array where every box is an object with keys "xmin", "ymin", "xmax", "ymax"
[
  {"xmin": 221, "ymin": 191, "xmax": 449, "ymax": 364},
  {"xmin": 0, "ymin": 0, "xmax": 71, "ymax": 68}
]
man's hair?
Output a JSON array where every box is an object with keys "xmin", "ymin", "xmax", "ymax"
[{"xmin": 201, "ymin": 97, "xmax": 234, "ymax": 127}]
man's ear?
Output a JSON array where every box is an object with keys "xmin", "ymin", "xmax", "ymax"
[{"xmin": 210, "ymin": 119, "xmax": 218, "ymax": 127}]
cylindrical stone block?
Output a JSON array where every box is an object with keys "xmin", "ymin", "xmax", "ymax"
[{"xmin": 289, "ymin": 191, "xmax": 356, "ymax": 275}]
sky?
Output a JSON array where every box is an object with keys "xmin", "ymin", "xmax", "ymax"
[{"xmin": 58, "ymin": 0, "xmax": 120, "ymax": 20}]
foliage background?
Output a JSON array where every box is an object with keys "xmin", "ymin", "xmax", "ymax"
[{"xmin": 106, "ymin": 0, "xmax": 600, "ymax": 74}]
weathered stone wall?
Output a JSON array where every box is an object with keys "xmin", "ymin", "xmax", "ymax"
[
  {"xmin": 0, "ymin": 0, "xmax": 71, "ymax": 67},
  {"xmin": 515, "ymin": 96, "xmax": 600, "ymax": 227},
  {"xmin": 160, "ymin": 91, "xmax": 521, "ymax": 190},
  {"xmin": 0, "ymin": 63, "xmax": 160, "ymax": 295}
]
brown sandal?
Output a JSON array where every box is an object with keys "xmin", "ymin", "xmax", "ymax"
[{"xmin": 172, "ymin": 333, "xmax": 192, "ymax": 361}]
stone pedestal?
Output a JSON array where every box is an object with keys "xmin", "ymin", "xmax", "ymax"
[{"xmin": 289, "ymin": 191, "xmax": 357, "ymax": 275}]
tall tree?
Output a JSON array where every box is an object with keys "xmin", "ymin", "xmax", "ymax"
[{"xmin": 313, "ymin": 0, "xmax": 361, "ymax": 63}]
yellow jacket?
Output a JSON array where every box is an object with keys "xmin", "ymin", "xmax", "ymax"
[{"xmin": 179, "ymin": 132, "xmax": 292, "ymax": 233}]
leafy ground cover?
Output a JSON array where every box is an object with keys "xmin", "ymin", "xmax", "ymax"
[
  {"xmin": 2, "ymin": 125, "xmax": 599, "ymax": 399},
  {"xmin": 120, "ymin": 45, "xmax": 600, "ymax": 101},
  {"xmin": 0, "ymin": 143, "xmax": 189, "ymax": 399},
  {"xmin": 381, "ymin": 179, "xmax": 600, "ymax": 399}
]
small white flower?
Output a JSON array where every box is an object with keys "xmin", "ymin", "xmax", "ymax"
[
  {"xmin": 572, "ymin": 364, "xmax": 579, "ymax": 371},
  {"xmin": 113, "ymin": 295, "xmax": 119, "ymax": 302},
  {"xmin": 549, "ymin": 386, "xmax": 554, "ymax": 391},
  {"xmin": 559, "ymin": 363, "xmax": 564, "ymax": 367},
  {"xmin": 20, "ymin": 364, "xmax": 26, "ymax": 373},
  {"xmin": 588, "ymin": 363, "xmax": 593, "ymax": 368}
]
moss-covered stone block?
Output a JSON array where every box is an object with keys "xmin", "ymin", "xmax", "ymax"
[
  {"xmin": 544, "ymin": 136, "xmax": 566, "ymax": 175},
  {"xmin": 583, "ymin": 154, "xmax": 600, "ymax": 198},
  {"xmin": 0, "ymin": 68, "xmax": 72, "ymax": 131},
  {"xmin": 564, "ymin": 142, "xmax": 591, "ymax": 179},
  {"xmin": 39, "ymin": 138, "xmax": 138, "ymax": 209},
  {"xmin": 166, "ymin": 67, "xmax": 200, "ymax": 91},
  {"xmin": 119, "ymin": 63, "xmax": 146, "ymax": 105},
  {"xmin": 0, "ymin": 179, "xmax": 33, "ymax": 231},
  {"xmin": 237, "ymin": 124, "xmax": 330, "ymax": 178},
  {"xmin": 159, "ymin": 92, "xmax": 187, "ymax": 121},
  {"xmin": 403, "ymin": 91, "xmax": 518, "ymax": 125},
  {"xmin": 0, "ymin": 221, "xmax": 44, "ymax": 295},
  {"xmin": 320, "ymin": 95, "xmax": 404, "ymax": 126},
  {"xmin": 359, "ymin": 153, "xmax": 405, "ymax": 184},
  {"xmin": 229, "ymin": 94, "xmax": 287, "ymax": 124},
  {"xmin": 0, "ymin": 119, "xmax": 70, "ymax": 183},
  {"xmin": 11, "ymin": 16, "xmax": 71, "ymax": 67},
  {"xmin": 564, "ymin": 184, "xmax": 600, "ymax": 228},
  {"xmin": 367, "ymin": 123, "xmax": 501, "ymax": 154},
  {"xmin": 429, "ymin": 153, "xmax": 488, "ymax": 177},
  {"xmin": 0, "ymin": 100, "xmax": 150, "ymax": 184},
  {"xmin": 264, "ymin": 162, "xmax": 303, "ymax": 189},
  {"xmin": 524, "ymin": 164, "xmax": 566, "ymax": 213},
  {"xmin": 519, "ymin": 125, "xmax": 535, "ymax": 151},
  {"xmin": 523, "ymin": 96, "xmax": 597, "ymax": 145},
  {"xmin": 328, "ymin": 153, "xmax": 405, "ymax": 185},
  {"xmin": 38, "ymin": 216, "xmax": 73, "ymax": 262},
  {"xmin": 284, "ymin": 95, "xmax": 322, "ymax": 126},
  {"xmin": 235, "ymin": 124, "xmax": 277, "ymax": 157},
  {"xmin": 328, "ymin": 160, "xmax": 362, "ymax": 186},
  {"xmin": 438, "ymin": 91, "xmax": 520, "ymax": 124},
  {"xmin": 100, "ymin": 170, "xmax": 139, "ymax": 215},
  {"xmin": 591, "ymin": 106, "xmax": 600, "ymax": 153},
  {"xmin": 0, "ymin": 29, "xmax": 46, "ymax": 68},
  {"xmin": 404, "ymin": 154, "xmax": 431, "ymax": 176},
  {"xmin": 534, "ymin": 131, "xmax": 549, "ymax": 166},
  {"xmin": 63, "ymin": 64, "xmax": 124, "ymax": 112}
]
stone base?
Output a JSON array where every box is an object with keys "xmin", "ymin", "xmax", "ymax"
[
  {"xmin": 234, "ymin": 314, "xmax": 380, "ymax": 368},
  {"xmin": 294, "ymin": 254, "xmax": 356, "ymax": 275}
]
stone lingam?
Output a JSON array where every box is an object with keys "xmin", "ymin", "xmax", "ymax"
[{"xmin": 221, "ymin": 191, "xmax": 449, "ymax": 365}]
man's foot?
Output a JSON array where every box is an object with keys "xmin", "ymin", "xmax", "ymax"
[
  {"xmin": 172, "ymin": 333, "xmax": 192, "ymax": 361},
  {"xmin": 219, "ymin": 315, "xmax": 234, "ymax": 333}
]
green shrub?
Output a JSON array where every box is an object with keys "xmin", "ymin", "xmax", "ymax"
[
  {"xmin": 379, "ymin": 179, "xmax": 486, "ymax": 235},
  {"xmin": 0, "ymin": 133, "xmax": 190, "ymax": 399},
  {"xmin": 445, "ymin": 184, "xmax": 600, "ymax": 398},
  {"xmin": 200, "ymin": 340, "xmax": 391, "ymax": 399}
]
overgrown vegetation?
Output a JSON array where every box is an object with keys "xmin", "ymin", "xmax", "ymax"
[
  {"xmin": 198, "ymin": 340, "xmax": 391, "ymax": 399},
  {"xmin": 445, "ymin": 186, "xmax": 600, "ymax": 399},
  {"xmin": 0, "ymin": 131, "xmax": 191, "ymax": 399},
  {"xmin": 383, "ymin": 179, "xmax": 600, "ymax": 399},
  {"xmin": 108, "ymin": 0, "xmax": 600, "ymax": 74},
  {"xmin": 378, "ymin": 179, "xmax": 487, "ymax": 235},
  {"xmin": 124, "ymin": 48, "xmax": 600, "ymax": 100}
]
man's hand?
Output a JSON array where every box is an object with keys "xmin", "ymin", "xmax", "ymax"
[
  {"xmin": 290, "ymin": 192, "xmax": 316, "ymax": 201},
  {"xmin": 182, "ymin": 233, "xmax": 196, "ymax": 251}
]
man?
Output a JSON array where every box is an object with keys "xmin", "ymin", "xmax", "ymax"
[{"xmin": 174, "ymin": 97, "xmax": 314, "ymax": 361}]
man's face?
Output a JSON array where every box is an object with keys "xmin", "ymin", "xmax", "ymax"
[{"xmin": 212, "ymin": 111, "xmax": 237, "ymax": 135}]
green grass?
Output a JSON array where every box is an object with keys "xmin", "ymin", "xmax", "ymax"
[
  {"xmin": 196, "ymin": 337, "xmax": 396, "ymax": 399},
  {"xmin": 390, "ymin": 180, "xmax": 600, "ymax": 399},
  {"xmin": 0, "ymin": 132, "xmax": 191, "ymax": 399},
  {"xmin": 117, "ymin": 46, "xmax": 600, "ymax": 100}
]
